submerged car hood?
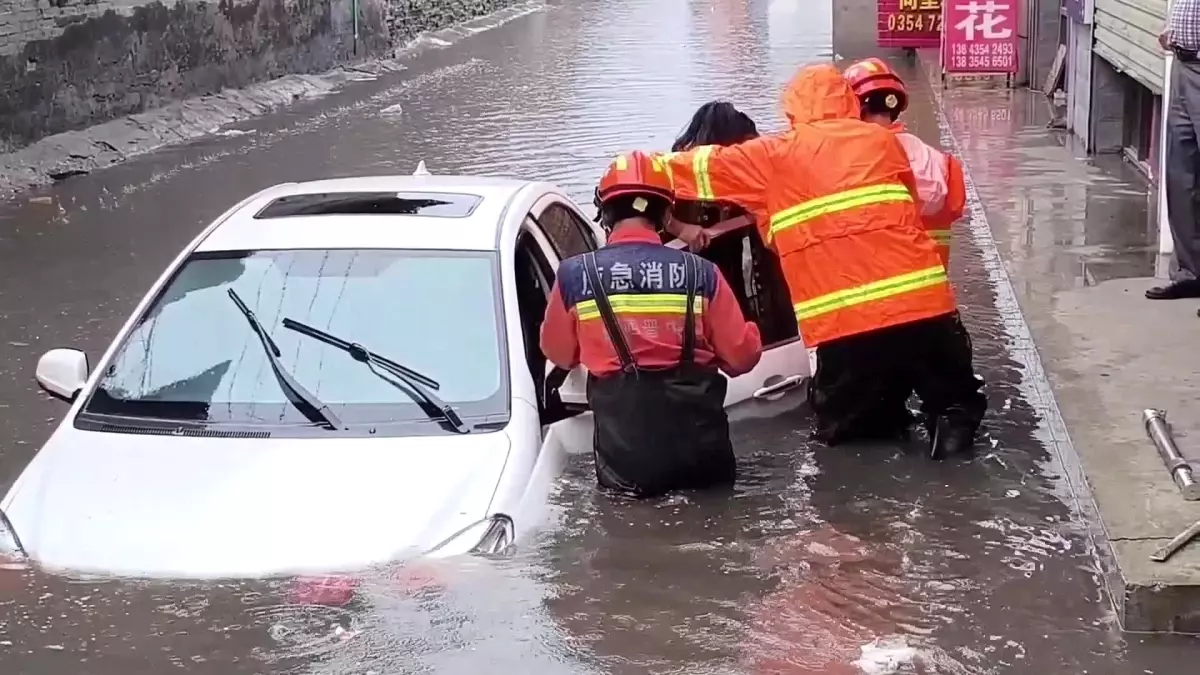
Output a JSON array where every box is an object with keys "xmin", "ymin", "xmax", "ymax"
[{"xmin": 3, "ymin": 427, "xmax": 511, "ymax": 578}]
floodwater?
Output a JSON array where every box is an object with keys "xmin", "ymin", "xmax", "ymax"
[{"xmin": 0, "ymin": 0, "xmax": 1196, "ymax": 672}]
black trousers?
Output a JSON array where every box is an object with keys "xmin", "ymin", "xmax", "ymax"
[
  {"xmin": 807, "ymin": 312, "xmax": 986, "ymax": 445},
  {"xmin": 589, "ymin": 367, "xmax": 736, "ymax": 497}
]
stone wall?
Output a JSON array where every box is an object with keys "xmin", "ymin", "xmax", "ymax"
[{"xmin": 0, "ymin": 0, "xmax": 518, "ymax": 153}]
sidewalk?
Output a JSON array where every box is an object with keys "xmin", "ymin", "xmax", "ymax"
[{"xmin": 916, "ymin": 58, "xmax": 1200, "ymax": 632}]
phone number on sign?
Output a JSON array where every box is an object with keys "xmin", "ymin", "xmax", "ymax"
[
  {"xmin": 949, "ymin": 54, "xmax": 1015, "ymax": 70},
  {"xmin": 951, "ymin": 108, "xmax": 1012, "ymax": 124},
  {"xmin": 950, "ymin": 42, "xmax": 1015, "ymax": 56},
  {"xmin": 885, "ymin": 12, "xmax": 942, "ymax": 32}
]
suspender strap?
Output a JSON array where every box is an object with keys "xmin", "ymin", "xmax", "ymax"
[
  {"xmin": 681, "ymin": 253, "xmax": 697, "ymax": 365},
  {"xmin": 584, "ymin": 253, "xmax": 638, "ymax": 373}
]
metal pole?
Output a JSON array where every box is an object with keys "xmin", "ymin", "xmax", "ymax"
[
  {"xmin": 1151, "ymin": 518, "xmax": 1200, "ymax": 562},
  {"xmin": 353, "ymin": 0, "xmax": 360, "ymax": 57},
  {"xmin": 1159, "ymin": 0, "xmax": 1176, "ymax": 267},
  {"xmin": 1143, "ymin": 409, "xmax": 1200, "ymax": 501}
]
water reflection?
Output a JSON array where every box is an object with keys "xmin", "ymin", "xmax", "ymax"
[
  {"xmin": 940, "ymin": 85, "xmax": 1157, "ymax": 292},
  {"xmin": 538, "ymin": 402, "xmax": 799, "ymax": 674},
  {"xmin": 0, "ymin": 0, "xmax": 1196, "ymax": 673}
]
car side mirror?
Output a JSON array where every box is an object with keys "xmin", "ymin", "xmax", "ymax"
[{"xmin": 35, "ymin": 348, "xmax": 89, "ymax": 402}]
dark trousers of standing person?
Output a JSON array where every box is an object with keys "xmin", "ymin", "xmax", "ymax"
[
  {"xmin": 1153, "ymin": 53, "xmax": 1200, "ymax": 299},
  {"xmin": 806, "ymin": 312, "xmax": 987, "ymax": 458}
]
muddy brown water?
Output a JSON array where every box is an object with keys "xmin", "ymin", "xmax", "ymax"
[{"xmin": 0, "ymin": 0, "xmax": 1196, "ymax": 672}]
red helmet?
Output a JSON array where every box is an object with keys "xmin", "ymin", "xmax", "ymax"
[
  {"xmin": 844, "ymin": 58, "xmax": 908, "ymax": 114},
  {"xmin": 596, "ymin": 151, "xmax": 675, "ymax": 207}
]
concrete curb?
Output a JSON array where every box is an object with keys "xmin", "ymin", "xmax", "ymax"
[
  {"xmin": 0, "ymin": 2, "xmax": 543, "ymax": 198},
  {"xmin": 920, "ymin": 55, "xmax": 1200, "ymax": 634}
]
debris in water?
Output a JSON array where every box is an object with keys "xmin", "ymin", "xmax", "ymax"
[
  {"xmin": 854, "ymin": 637, "xmax": 917, "ymax": 674},
  {"xmin": 287, "ymin": 574, "xmax": 358, "ymax": 606}
]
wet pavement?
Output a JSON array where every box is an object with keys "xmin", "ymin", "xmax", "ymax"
[
  {"xmin": 1, "ymin": 0, "xmax": 1199, "ymax": 672},
  {"xmin": 929, "ymin": 69, "xmax": 1200, "ymax": 628}
]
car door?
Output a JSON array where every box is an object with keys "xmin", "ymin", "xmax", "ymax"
[
  {"xmin": 514, "ymin": 204, "xmax": 596, "ymax": 463},
  {"xmin": 662, "ymin": 225, "xmax": 811, "ymax": 408},
  {"xmin": 528, "ymin": 195, "xmax": 602, "ymax": 408}
]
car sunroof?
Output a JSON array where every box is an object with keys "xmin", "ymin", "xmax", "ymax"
[{"xmin": 254, "ymin": 192, "xmax": 483, "ymax": 219}]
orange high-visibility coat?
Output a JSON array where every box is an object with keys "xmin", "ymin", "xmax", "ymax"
[
  {"xmin": 891, "ymin": 123, "xmax": 967, "ymax": 268},
  {"xmin": 656, "ymin": 64, "xmax": 956, "ymax": 347}
]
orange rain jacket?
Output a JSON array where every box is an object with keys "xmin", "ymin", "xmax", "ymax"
[
  {"xmin": 657, "ymin": 64, "xmax": 956, "ymax": 347},
  {"xmin": 890, "ymin": 123, "xmax": 967, "ymax": 268}
]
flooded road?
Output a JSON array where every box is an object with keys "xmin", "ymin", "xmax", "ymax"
[{"xmin": 0, "ymin": 0, "xmax": 1197, "ymax": 672}]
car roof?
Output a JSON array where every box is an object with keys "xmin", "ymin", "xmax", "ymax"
[{"xmin": 195, "ymin": 175, "xmax": 534, "ymax": 253}]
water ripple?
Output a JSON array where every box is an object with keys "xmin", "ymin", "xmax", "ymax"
[{"xmin": 0, "ymin": 0, "xmax": 1195, "ymax": 673}]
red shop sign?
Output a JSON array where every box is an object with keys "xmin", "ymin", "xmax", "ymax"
[
  {"xmin": 877, "ymin": 0, "xmax": 943, "ymax": 49},
  {"xmin": 942, "ymin": 0, "xmax": 1019, "ymax": 74}
]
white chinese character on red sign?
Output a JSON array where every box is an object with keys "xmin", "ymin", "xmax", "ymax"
[{"xmin": 953, "ymin": 1, "xmax": 1013, "ymax": 40}]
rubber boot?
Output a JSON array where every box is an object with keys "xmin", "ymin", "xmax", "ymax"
[{"xmin": 928, "ymin": 415, "xmax": 975, "ymax": 460}]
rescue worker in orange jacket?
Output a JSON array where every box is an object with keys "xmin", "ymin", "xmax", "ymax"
[
  {"xmin": 843, "ymin": 57, "xmax": 968, "ymax": 269},
  {"xmin": 845, "ymin": 58, "xmax": 985, "ymax": 433},
  {"xmin": 653, "ymin": 64, "xmax": 987, "ymax": 458},
  {"xmin": 540, "ymin": 151, "xmax": 763, "ymax": 496}
]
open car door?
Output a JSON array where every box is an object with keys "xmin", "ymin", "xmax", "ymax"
[{"xmin": 663, "ymin": 217, "xmax": 811, "ymax": 408}]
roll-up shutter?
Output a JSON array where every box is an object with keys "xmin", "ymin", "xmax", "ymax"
[{"xmin": 1093, "ymin": 0, "xmax": 1167, "ymax": 93}]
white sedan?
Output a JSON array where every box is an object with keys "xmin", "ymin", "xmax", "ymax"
[{"xmin": 0, "ymin": 167, "xmax": 810, "ymax": 579}]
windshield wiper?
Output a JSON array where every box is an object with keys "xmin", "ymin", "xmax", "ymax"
[
  {"xmin": 282, "ymin": 318, "xmax": 440, "ymax": 389},
  {"xmin": 227, "ymin": 290, "xmax": 344, "ymax": 430},
  {"xmin": 281, "ymin": 318, "xmax": 466, "ymax": 433}
]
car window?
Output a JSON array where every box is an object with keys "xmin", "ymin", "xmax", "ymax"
[
  {"xmin": 521, "ymin": 220, "xmax": 558, "ymax": 288},
  {"xmin": 81, "ymin": 249, "xmax": 507, "ymax": 432},
  {"xmin": 538, "ymin": 202, "xmax": 595, "ymax": 259},
  {"xmin": 255, "ymin": 191, "xmax": 483, "ymax": 219},
  {"xmin": 514, "ymin": 233, "xmax": 554, "ymax": 407}
]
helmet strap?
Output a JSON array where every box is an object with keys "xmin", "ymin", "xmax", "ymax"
[{"xmin": 592, "ymin": 187, "xmax": 603, "ymax": 223}]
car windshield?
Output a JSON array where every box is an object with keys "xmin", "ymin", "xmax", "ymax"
[{"xmin": 81, "ymin": 249, "xmax": 507, "ymax": 432}]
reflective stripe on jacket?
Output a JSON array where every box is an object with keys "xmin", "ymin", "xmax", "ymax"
[
  {"xmin": 892, "ymin": 126, "xmax": 967, "ymax": 268},
  {"xmin": 657, "ymin": 64, "xmax": 956, "ymax": 347}
]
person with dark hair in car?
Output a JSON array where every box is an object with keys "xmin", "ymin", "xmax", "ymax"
[{"xmin": 667, "ymin": 101, "xmax": 795, "ymax": 335}]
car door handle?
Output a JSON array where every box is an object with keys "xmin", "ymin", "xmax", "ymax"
[{"xmin": 753, "ymin": 375, "xmax": 806, "ymax": 400}]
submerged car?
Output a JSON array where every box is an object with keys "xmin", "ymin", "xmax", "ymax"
[{"xmin": 1, "ymin": 166, "xmax": 811, "ymax": 579}]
